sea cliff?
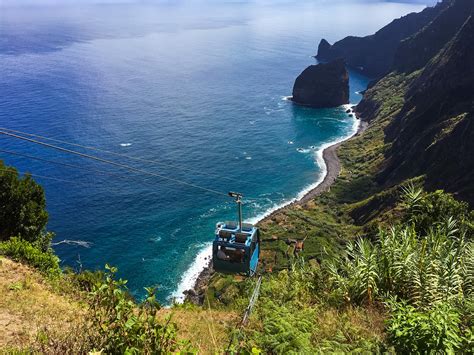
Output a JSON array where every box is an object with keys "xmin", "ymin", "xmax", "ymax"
[{"xmin": 292, "ymin": 59, "xmax": 349, "ymax": 108}]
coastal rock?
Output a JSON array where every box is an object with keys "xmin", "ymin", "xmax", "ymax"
[
  {"xmin": 184, "ymin": 262, "xmax": 214, "ymax": 305},
  {"xmin": 316, "ymin": 38, "xmax": 332, "ymax": 58},
  {"xmin": 292, "ymin": 59, "xmax": 349, "ymax": 108}
]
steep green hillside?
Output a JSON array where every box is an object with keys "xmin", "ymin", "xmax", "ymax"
[
  {"xmin": 381, "ymin": 15, "xmax": 474, "ymax": 205},
  {"xmin": 238, "ymin": 186, "xmax": 473, "ymax": 353}
]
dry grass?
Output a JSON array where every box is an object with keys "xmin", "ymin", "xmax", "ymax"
[
  {"xmin": 313, "ymin": 306, "xmax": 386, "ymax": 345},
  {"xmin": 159, "ymin": 307, "xmax": 239, "ymax": 353},
  {"xmin": 0, "ymin": 257, "xmax": 85, "ymax": 350},
  {"xmin": 0, "ymin": 256, "xmax": 240, "ymax": 353}
]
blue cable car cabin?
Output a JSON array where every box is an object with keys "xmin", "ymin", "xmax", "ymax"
[{"xmin": 212, "ymin": 221, "xmax": 260, "ymax": 276}]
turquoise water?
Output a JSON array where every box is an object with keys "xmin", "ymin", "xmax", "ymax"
[{"xmin": 0, "ymin": 1, "xmax": 425, "ymax": 302}]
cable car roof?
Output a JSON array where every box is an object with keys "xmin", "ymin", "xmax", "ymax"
[{"xmin": 215, "ymin": 221, "xmax": 258, "ymax": 247}]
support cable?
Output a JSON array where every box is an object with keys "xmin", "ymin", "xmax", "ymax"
[
  {"xmin": 0, "ymin": 148, "xmax": 237, "ymax": 205},
  {"xmin": 0, "ymin": 127, "xmax": 265, "ymax": 187},
  {"xmin": 226, "ymin": 275, "xmax": 263, "ymax": 352},
  {"xmin": 0, "ymin": 148, "xmax": 136, "ymax": 180},
  {"xmin": 0, "ymin": 167, "xmax": 87, "ymax": 185},
  {"xmin": 0, "ymin": 130, "xmax": 229, "ymax": 198}
]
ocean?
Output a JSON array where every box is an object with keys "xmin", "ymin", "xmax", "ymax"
[{"xmin": 0, "ymin": 0, "xmax": 425, "ymax": 302}]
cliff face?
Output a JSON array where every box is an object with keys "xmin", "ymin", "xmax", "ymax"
[
  {"xmin": 393, "ymin": 0, "xmax": 473, "ymax": 74},
  {"xmin": 292, "ymin": 59, "xmax": 349, "ymax": 108},
  {"xmin": 316, "ymin": 0, "xmax": 450, "ymax": 77},
  {"xmin": 313, "ymin": 0, "xmax": 473, "ymax": 204},
  {"xmin": 380, "ymin": 15, "xmax": 474, "ymax": 204}
]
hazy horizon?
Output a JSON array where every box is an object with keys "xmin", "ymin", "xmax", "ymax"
[{"xmin": 1, "ymin": 0, "xmax": 439, "ymax": 7}]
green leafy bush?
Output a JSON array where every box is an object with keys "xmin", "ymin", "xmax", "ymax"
[
  {"xmin": 402, "ymin": 184, "xmax": 474, "ymax": 236},
  {"xmin": 254, "ymin": 302, "xmax": 315, "ymax": 354},
  {"xmin": 386, "ymin": 298, "xmax": 467, "ymax": 353},
  {"xmin": 324, "ymin": 187, "xmax": 474, "ymax": 352},
  {"xmin": 63, "ymin": 267, "xmax": 105, "ymax": 292},
  {"xmin": 0, "ymin": 237, "xmax": 61, "ymax": 277},
  {"xmin": 88, "ymin": 264, "xmax": 193, "ymax": 354}
]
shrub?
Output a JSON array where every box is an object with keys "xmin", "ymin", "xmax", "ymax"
[
  {"xmin": 0, "ymin": 237, "xmax": 61, "ymax": 277},
  {"xmin": 327, "ymin": 187, "xmax": 474, "ymax": 308},
  {"xmin": 386, "ymin": 298, "xmax": 466, "ymax": 353},
  {"xmin": 63, "ymin": 268, "xmax": 105, "ymax": 292},
  {"xmin": 402, "ymin": 184, "xmax": 474, "ymax": 237},
  {"xmin": 88, "ymin": 264, "xmax": 193, "ymax": 353},
  {"xmin": 253, "ymin": 302, "xmax": 315, "ymax": 354},
  {"xmin": 324, "ymin": 187, "xmax": 474, "ymax": 352},
  {"xmin": 242, "ymin": 263, "xmax": 385, "ymax": 353}
]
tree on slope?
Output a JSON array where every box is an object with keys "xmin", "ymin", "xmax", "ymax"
[{"xmin": 0, "ymin": 161, "xmax": 48, "ymax": 244}]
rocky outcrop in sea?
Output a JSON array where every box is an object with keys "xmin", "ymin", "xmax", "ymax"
[{"xmin": 292, "ymin": 59, "xmax": 349, "ymax": 108}]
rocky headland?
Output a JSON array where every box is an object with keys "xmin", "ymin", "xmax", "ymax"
[{"xmin": 315, "ymin": 0, "xmax": 452, "ymax": 77}]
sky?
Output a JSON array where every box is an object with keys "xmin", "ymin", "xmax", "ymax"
[{"xmin": 1, "ymin": 0, "xmax": 440, "ymax": 6}]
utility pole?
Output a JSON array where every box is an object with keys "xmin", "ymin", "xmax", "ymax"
[{"xmin": 228, "ymin": 191, "xmax": 243, "ymax": 232}]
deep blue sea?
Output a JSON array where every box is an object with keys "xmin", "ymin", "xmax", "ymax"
[{"xmin": 0, "ymin": 0, "xmax": 425, "ymax": 302}]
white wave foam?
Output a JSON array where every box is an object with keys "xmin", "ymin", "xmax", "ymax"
[
  {"xmin": 172, "ymin": 105, "xmax": 360, "ymax": 304},
  {"xmin": 149, "ymin": 236, "xmax": 162, "ymax": 243},
  {"xmin": 297, "ymin": 148, "xmax": 310, "ymax": 153},
  {"xmin": 120, "ymin": 143, "xmax": 132, "ymax": 147},
  {"xmin": 170, "ymin": 243, "xmax": 213, "ymax": 303},
  {"xmin": 199, "ymin": 207, "xmax": 217, "ymax": 218},
  {"xmin": 281, "ymin": 95, "xmax": 292, "ymax": 101},
  {"xmin": 296, "ymin": 106, "xmax": 360, "ymax": 201}
]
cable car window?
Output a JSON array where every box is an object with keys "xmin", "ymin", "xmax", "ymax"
[
  {"xmin": 217, "ymin": 246, "xmax": 245, "ymax": 263},
  {"xmin": 217, "ymin": 246, "xmax": 230, "ymax": 260}
]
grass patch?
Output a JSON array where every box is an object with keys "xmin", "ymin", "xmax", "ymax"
[
  {"xmin": 0, "ymin": 237, "xmax": 61, "ymax": 278},
  {"xmin": 0, "ymin": 258, "xmax": 85, "ymax": 349}
]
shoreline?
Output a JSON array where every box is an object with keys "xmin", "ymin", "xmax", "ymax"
[
  {"xmin": 177, "ymin": 108, "xmax": 368, "ymax": 304},
  {"xmin": 259, "ymin": 118, "xmax": 367, "ymax": 222}
]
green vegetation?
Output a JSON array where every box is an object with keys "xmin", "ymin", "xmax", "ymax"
[
  {"xmin": 0, "ymin": 162, "xmax": 59, "ymax": 276},
  {"xmin": 0, "ymin": 261, "xmax": 195, "ymax": 353},
  {"xmin": 0, "ymin": 163, "xmax": 49, "ymax": 244},
  {"xmin": 0, "ymin": 160, "xmax": 196, "ymax": 353},
  {"xmin": 241, "ymin": 261, "xmax": 385, "ymax": 353},
  {"xmin": 386, "ymin": 299, "xmax": 472, "ymax": 353},
  {"xmin": 0, "ymin": 237, "xmax": 61, "ymax": 277},
  {"xmin": 1, "ymin": 12, "xmax": 473, "ymax": 350},
  {"xmin": 233, "ymin": 186, "xmax": 473, "ymax": 353},
  {"xmin": 73, "ymin": 265, "xmax": 193, "ymax": 353}
]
